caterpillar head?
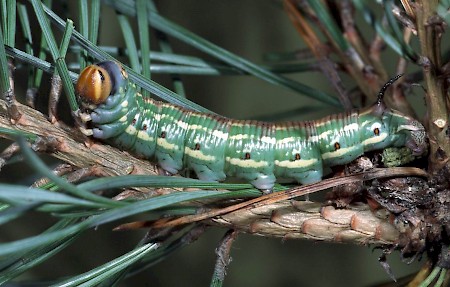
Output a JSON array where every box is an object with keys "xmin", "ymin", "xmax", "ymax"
[
  {"xmin": 359, "ymin": 75, "xmax": 428, "ymax": 155},
  {"xmin": 358, "ymin": 75, "xmax": 427, "ymax": 156},
  {"xmin": 76, "ymin": 61, "xmax": 128, "ymax": 105},
  {"xmin": 396, "ymin": 117, "xmax": 427, "ymax": 156},
  {"xmin": 358, "ymin": 104, "xmax": 427, "ymax": 156}
]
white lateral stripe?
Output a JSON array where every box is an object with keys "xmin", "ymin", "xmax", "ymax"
[
  {"xmin": 137, "ymin": 130, "xmax": 154, "ymax": 142},
  {"xmin": 362, "ymin": 132, "xmax": 388, "ymax": 145},
  {"xmin": 185, "ymin": 147, "xmax": 216, "ymax": 161},
  {"xmin": 157, "ymin": 138, "xmax": 179, "ymax": 151},
  {"xmin": 225, "ymin": 157, "xmax": 268, "ymax": 168},
  {"xmin": 274, "ymin": 158, "xmax": 318, "ymax": 168},
  {"xmin": 321, "ymin": 146, "xmax": 358, "ymax": 160},
  {"xmin": 124, "ymin": 125, "xmax": 137, "ymax": 135}
]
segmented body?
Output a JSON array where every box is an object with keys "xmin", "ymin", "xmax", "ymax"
[{"xmin": 76, "ymin": 61, "xmax": 427, "ymax": 190}]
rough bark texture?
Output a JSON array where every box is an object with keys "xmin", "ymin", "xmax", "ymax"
[
  {"xmin": 0, "ymin": 98, "xmax": 158, "ymax": 177},
  {"xmin": 209, "ymin": 201, "xmax": 399, "ymax": 244}
]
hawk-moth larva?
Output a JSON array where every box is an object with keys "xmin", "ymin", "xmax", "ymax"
[{"xmin": 76, "ymin": 61, "xmax": 427, "ymax": 190}]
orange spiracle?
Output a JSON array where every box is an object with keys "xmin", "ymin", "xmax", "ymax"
[{"xmin": 76, "ymin": 64, "xmax": 112, "ymax": 104}]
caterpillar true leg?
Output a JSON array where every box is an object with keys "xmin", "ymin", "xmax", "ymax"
[{"xmin": 76, "ymin": 61, "xmax": 427, "ymax": 190}]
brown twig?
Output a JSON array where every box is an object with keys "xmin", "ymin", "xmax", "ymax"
[
  {"xmin": 208, "ymin": 201, "xmax": 399, "ymax": 245},
  {"xmin": 0, "ymin": 141, "xmax": 20, "ymax": 169},
  {"xmin": 0, "ymin": 98, "xmax": 158, "ymax": 177},
  {"xmin": 415, "ymin": 1, "xmax": 450, "ymax": 171},
  {"xmin": 5, "ymin": 59, "xmax": 21, "ymax": 122},
  {"xmin": 48, "ymin": 74, "xmax": 63, "ymax": 124},
  {"xmin": 284, "ymin": 0, "xmax": 352, "ymax": 109}
]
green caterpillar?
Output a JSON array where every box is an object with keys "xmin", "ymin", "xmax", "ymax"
[{"xmin": 76, "ymin": 61, "xmax": 427, "ymax": 190}]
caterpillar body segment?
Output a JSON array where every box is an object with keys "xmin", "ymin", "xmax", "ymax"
[{"xmin": 76, "ymin": 61, "xmax": 427, "ymax": 190}]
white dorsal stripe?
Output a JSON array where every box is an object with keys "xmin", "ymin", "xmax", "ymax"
[
  {"xmin": 177, "ymin": 120, "xmax": 189, "ymax": 130},
  {"xmin": 261, "ymin": 136, "xmax": 276, "ymax": 144},
  {"xmin": 188, "ymin": 124, "xmax": 206, "ymax": 131},
  {"xmin": 229, "ymin": 134, "xmax": 276, "ymax": 144},
  {"xmin": 277, "ymin": 137, "xmax": 295, "ymax": 144},
  {"xmin": 187, "ymin": 125, "xmax": 228, "ymax": 140},
  {"xmin": 212, "ymin": 130, "xmax": 228, "ymax": 140},
  {"xmin": 229, "ymin": 134, "xmax": 248, "ymax": 140},
  {"xmin": 318, "ymin": 129, "xmax": 333, "ymax": 140},
  {"xmin": 344, "ymin": 123, "xmax": 359, "ymax": 132}
]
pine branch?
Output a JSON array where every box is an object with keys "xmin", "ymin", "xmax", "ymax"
[{"xmin": 0, "ymin": 98, "xmax": 158, "ymax": 178}]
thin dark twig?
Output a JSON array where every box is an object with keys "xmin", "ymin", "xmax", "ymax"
[
  {"xmin": 284, "ymin": 0, "xmax": 352, "ymax": 109},
  {"xmin": 210, "ymin": 229, "xmax": 239, "ymax": 287},
  {"xmin": 392, "ymin": 3, "xmax": 417, "ymax": 34},
  {"xmin": 25, "ymin": 87, "xmax": 38, "ymax": 109},
  {"xmin": 48, "ymin": 74, "xmax": 63, "ymax": 124},
  {"xmin": 5, "ymin": 60, "xmax": 21, "ymax": 121},
  {"xmin": 31, "ymin": 163, "xmax": 74, "ymax": 187},
  {"xmin": 0, "ymin": 142, "xmax": 21, "ymax": 170}
]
